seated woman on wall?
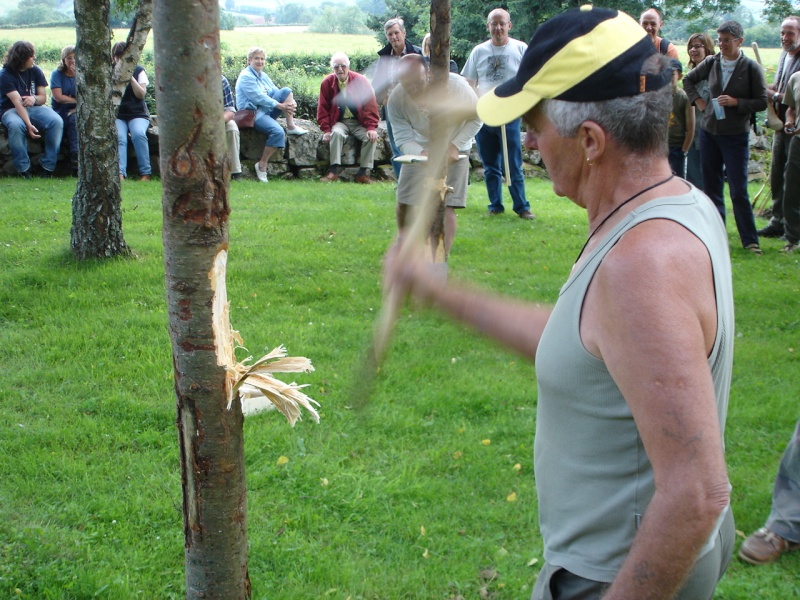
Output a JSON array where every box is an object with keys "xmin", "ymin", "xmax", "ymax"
[
  {"xmin": 50, "ymin": 45, "xmax": 78, "ymax": 176},
  {"xmin": 112, "ymin": 41, "xmax": 152, "ymax": 181},
  {"xmin": 235, "ymin": 46, "xmax": 307, "ymax": 183}
]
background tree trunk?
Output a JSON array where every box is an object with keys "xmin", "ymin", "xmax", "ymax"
[
  {"xmin": 428, "ymin": 0, "xmax": 452, "ymax": 262},
  {"xmin": 152, "ymin": 1, "xmax": 250, "ymax": 598},
  {"xmin": 70, "ymin": 0, "xmax": 130, "ymax": 260}
]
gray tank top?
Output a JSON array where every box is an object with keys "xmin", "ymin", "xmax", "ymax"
[{"xmin": 534, "ymin": 187, "xmax": 734, "ymax": 582}]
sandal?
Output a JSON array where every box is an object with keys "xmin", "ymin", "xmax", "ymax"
[{"xmin": 745, "ymin": 243, "xmax": 762, "ymax": 255}]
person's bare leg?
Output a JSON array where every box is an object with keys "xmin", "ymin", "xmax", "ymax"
[
  {"xmin": 284, "ymin": 92, "xmax": 298, "ymax": 130},
  {"xmin": 258, "ymin": 146, "xmax": 277, "ymax": 172},
  {"xmin": 396, "ymin": 203, "xmax": 409, "ymax": 242},
  {"xmin": 443, "ymin": 207, "xmax": 457, "ymax": 260}
]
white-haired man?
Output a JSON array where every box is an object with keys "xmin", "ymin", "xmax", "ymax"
[{"xmin": 317, "ymin": 52, "xmax": 379, "ymax": 183}]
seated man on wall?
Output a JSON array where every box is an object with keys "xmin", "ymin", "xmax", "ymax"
[
  {"xmin": 317, "ymin": 52, "xmax": 379, "ymax": 183},
  {"xmin": 222, "ymin": 74, "xmax": 242, "ymax": 180},
  {"xmin": 0, "ymin": 40, "xmax": 63, "ymax": 178}
]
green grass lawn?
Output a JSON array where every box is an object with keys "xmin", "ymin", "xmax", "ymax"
[{"xmin": 0, "ymin": 175, "xmax": 798, "ymax": 599}]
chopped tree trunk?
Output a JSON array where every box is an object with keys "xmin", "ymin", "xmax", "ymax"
[
  {"xmin": 70, "ymin": 0, "xmax": 130, "ymax": 260},
  {"xmin": 152, "ymin": 1, "xmax": 250, "ymax": 597}
]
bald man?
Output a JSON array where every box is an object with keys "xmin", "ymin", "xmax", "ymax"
[
  {"xmin": 640, "ymin": 7, "xmax": 679, "ymax": 58},
  {"xmin": 461, "ymin": 8, "xmax": 534, "ymax": 219}
]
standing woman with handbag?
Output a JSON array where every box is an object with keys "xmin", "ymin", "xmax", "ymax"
[
  {"xmin": 113, "ymin": 41, "xmax": 152, "ymax": 181},
  {"xmin": 235, "ymin": 47, "xmax": 307, "ymax": 183}
]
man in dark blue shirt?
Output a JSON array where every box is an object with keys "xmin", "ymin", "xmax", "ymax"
[{"xmin": 0, "ymin": 41, "xmax": 63, "ymax": 177}]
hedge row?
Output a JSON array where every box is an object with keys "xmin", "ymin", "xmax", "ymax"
[{"xmin": 0, "ymin": 39, "xmax": 378, "ymax": 121}]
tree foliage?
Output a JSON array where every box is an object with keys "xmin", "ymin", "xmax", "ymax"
[
  {"xmin": 220, "ymin": 8, "xmax": 237, "ymax": 30},
  {"xmin": 366, "ymin": 0, "xmax": 745, "ymax": 64},
  {"xmin": 309, "ymin": 4, "xmax": 370, "ymax": 34},
  {"xmin": 763, "ymin": 0, "xmax": 800, "ymax": 23},
  {"xmin": 274, "ymin": 2, "xmax": 314, "ymax": 25},
  {"xmin": 0, "ymin": 0, "xmax": 73, "ymax": 26}
]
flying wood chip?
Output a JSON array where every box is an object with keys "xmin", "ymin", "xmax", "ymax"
[{"xmin": 211, "ymin": 249, "xmax": 320, "ymax": 425}]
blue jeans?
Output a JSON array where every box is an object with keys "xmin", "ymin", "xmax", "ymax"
[
  {"xmin": 116, "ymin": 117, "xmax": 152, "ymax": 176},
  {"xmin": 686, "ymin": 122, "xmax": 704, "ymax": 189},
  {"xmin": 668, "ymin": 147, "xmax": 686, "ymax": 179},
  {"xmin": 2, "ymin": 106, "xmax": 63, "ymax": 173},
  {"xmin": 476, "ymin": 120, "xmax": 529, "ymax": 214},
  {"xmin": 385, "ymin": 114, "xmax": 402, "ymax": 179},
  {"xmin": 57, "ymin": 109, "xmax": 78, "ymax": 166},
  {"xmin": 254, "ymin": 87, "xmax": 291, "ymax": 149},
  {"xmin": 699, "ymin": 128, "xmax": 758, "ymax": 248}
]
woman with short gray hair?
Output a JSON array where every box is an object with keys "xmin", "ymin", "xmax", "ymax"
[{"xmin": 684, "ymin": 20, "xmax": 767, "ymax": 254}]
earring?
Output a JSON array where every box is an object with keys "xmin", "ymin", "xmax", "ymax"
[{"xmin": 586, "ymin": 157, "xmax": 594, "ymax": 167}]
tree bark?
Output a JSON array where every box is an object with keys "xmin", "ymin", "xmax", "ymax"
[
  {"xmin": 70, "ymin": 0, "xmax": 130, "ymax": 260},
  {"xmin": 152, "ymin": 1, "xmax": 250, "ymax": 598},
  {"xmin": 428, "ymin": 0, "xmax": 452, "ymax": 262}
]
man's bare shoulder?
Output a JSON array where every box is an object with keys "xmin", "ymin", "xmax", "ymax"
[{"xmin": 598, "ymin": 218, "xmax": 712, "ymax": 296}]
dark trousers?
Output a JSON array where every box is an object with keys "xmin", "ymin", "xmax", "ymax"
[
  {"xmin": 531, "ymin": 508, "xmax": 735, "ymax": 600},
  {"xmin": 699, "ymin": 128, "xmax": 759, "ymax": 247},
  {"xmin": 768, "ymin": 129, "xmax": 791, "ymax": 225},
  {"xmin": 668, "ymin": 146, "xmax": 686, "ymax": 178}
]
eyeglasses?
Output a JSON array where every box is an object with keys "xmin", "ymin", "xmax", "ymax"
[
  {"xmin": 688, "ymin": 44, "xmax": 705, "ymax": 50},
  {"xmin": 716, "ymin": 37, "xmax": 740, "ymax": 44},
  {"xmin": 332, "ymin": 64, "xmax": 348, "ymax": 70}
]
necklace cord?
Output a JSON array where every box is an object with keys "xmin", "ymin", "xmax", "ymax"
[{"xmin": 575, "ymin": 174, "xmax": 675, "ymax": 263}]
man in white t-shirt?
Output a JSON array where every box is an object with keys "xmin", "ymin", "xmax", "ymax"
[{"xmin": 461, "ymin": 8, "xmax": 534, "ymax": 219}]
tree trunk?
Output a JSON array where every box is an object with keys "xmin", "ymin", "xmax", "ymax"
[
  {"xmin": 112, "ymin": 0, "xmax": 153, "ymax": 109},
  {"xmin": 152, "ymin": 1, "xmax": 250, "ymax": 598},
  {"xmin": 70, "ymin": 0, "xmax": 130, "ymax": 260},
  {"xmin": 428, "ymin": 0, "xmax": 452, "ymax": 262}
]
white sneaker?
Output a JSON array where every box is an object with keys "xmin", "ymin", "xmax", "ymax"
[
  {"xmin": 254, "ymin": 162, "xmax": 268, "ymax": 183},
  {"xmin": 287, "ymin": 126, "xmax": 308, "ymax": 136}
]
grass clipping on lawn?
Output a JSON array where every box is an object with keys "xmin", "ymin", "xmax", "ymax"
[{"xmin": 211, "ymin": 248, "xmax": 319, "ymax": 425}]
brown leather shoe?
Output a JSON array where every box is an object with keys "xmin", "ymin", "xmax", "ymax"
[
  {"xmin": 140, "ymin": 175, "xmax": 152, "ymax": 182},
  {"xmin": 354, "ymin": 174, "xmax": 372, "ymax": 184},
  {"xmin": 518, "ymin": 210, "xmax": 536, "ymax": 220},
  {"xmin": 320, "ymin": 172, "xmax": 339, "ymax": 182},
  {"xmin": 739, "ymin": 527, "xmax": 800, "ymax": 565}
]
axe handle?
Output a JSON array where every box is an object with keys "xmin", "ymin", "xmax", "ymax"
[{"xmin": 752, "ymin": 42, "xmax": 762, "ymax": 66}]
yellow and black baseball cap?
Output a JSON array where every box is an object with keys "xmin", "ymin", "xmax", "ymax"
[{"xmin": 477, "ymin": 5, "xmax": 673, "ymax": 126}]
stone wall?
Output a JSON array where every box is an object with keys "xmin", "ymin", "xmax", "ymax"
[
  {"xmin": 0, "ymin": 115, "xmax": 545, "ymax": 180},
  {"xmin": 1, "ymin": 114, "xmax": 770, "ymax": 181}
]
